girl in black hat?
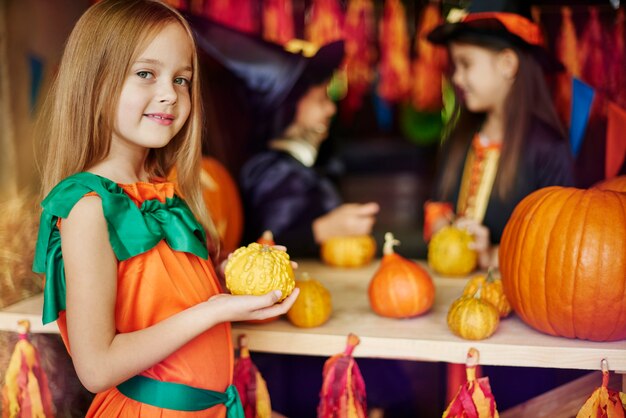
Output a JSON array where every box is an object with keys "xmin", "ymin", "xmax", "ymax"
[
  {"xmin": 426, "ymin": 1, "xmax": 585, "ymax": 412},
  {"xmin": 425, "ymin": 2, "xmax": 575, "ymax": 266}
]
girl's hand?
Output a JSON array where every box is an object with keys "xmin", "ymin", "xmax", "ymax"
[
  {"xmin": 313, "ymin": 202, "xmax": 380, "ymax": 243},
  {"xmin": 454, "ymin": 217, "xmax": 494, "ymax": 269},
  {"xmin": 208, "ymin": 288, "xmax": 300, "ymax": 323}
]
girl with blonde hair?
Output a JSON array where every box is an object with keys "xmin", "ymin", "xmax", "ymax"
[{"xmin": 33, "ymin": 1, "xmax": 298, "ymax": 416}]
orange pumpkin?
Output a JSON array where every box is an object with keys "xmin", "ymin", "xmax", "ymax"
[
  {"xmin": 368, "ymin": 233, "xmax": 435, "ymax": 318},
  {"xmin": 287, "ymin": 273, "xmax": 332, "ymax": 328},
  {"xmin": 594, "ymin": 175, "xmax": 626, "ymax": 192},
  {"xmin": 499, "ymin": 186, "xmax": 626, "ymax": 341},
  {"xmin": 199, "ymin": 157, "xmax": 244, "ymax": 254}
]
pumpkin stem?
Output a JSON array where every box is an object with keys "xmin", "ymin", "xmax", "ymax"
[
  {"xmin": 486, "ymin": 267, "xmax": 498, "ymax": 283},
  {"xmin": 238, "ymin": 334, "xmax": 250, "ymax": 358},
  {"xmin": 383, "ymin": 232, "xmax": 400, "ymax": 256}
]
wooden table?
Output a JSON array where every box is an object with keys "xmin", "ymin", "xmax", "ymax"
[{"xmin": 2, "ymin": 259, "xmax": 625, "ymax": 411}]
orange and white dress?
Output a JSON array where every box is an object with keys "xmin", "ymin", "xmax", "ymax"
[{"xmin": 33, "ymin": 172, "xmax": 235, "ymax": 417}]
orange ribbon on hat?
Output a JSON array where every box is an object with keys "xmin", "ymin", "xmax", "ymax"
[{"xmin": 463, "ymin": 12, "xmax": 544, "ymax": 46}]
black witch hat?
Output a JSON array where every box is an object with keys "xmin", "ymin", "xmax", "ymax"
[
  {"xmin": 186, "ymin": 14, "xmax": 344, "ymax": 115},
  {"xmin": 427, "ymin": 0, "xmax": 563, "ymax": 72}
]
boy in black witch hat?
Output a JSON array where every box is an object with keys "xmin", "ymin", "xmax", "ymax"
[
  {"xmin": 426, "ymin": 0, "xmax": 584, "ymax": 412},
  {"xmin": 188, "ymin": 15, "xmax": 379, "ymax": 257}
]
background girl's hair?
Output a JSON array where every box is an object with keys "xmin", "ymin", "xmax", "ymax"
[
  {"xmin": 437, "ymin": 39, "xmax": 566, "ymax": 201},
  {"xmin": 35, "ymin": 0, "xmax": 218, "ymax": 249}
]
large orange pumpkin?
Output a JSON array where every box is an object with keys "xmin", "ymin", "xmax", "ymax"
[
  {"xmin": 594, "ymin": 175, "xmax": 626, "ymax": 192},
  {"xmin": 368, "ymin": 233, "xmax": 435, "ymax": 318},
  {"xmin": 499, "ymin": 186, "xmax": 626, "ymax": 341}
]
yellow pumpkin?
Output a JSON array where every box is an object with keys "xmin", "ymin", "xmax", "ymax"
[
  {"xmin": 428, "ymin": 226, "xmax": 478, "ymax": 276},
  {"xmin": 463, "ymin": 271, "xmax": 511, "ymax": 318},
  {"xmin": 447, "ymin": 291, "xmax": 500, "ymax": 340},
  {"xmin": 320, "ymin": 235, "xmax": 376, "ymax": 268},
  {"xmin": 225, "ymin": 242, "xmax": 295, "ymax": 301},
  {"xmin": 287, "ymin": 273, "xmax": 332, "ymax": 328}
]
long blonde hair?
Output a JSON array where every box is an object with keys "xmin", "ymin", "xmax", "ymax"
[{"xmin": 36, "ymin": 0, "xmax": 217, "ymax": 245}]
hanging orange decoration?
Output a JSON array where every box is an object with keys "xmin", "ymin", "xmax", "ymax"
[
  {"xmin": 1, "ymin": 320, "xmax": 55, "ymax": 418},
  {"xmin": 579, "ymin": 7, "xmax": 609, "ymax": 117},
  {"xmin": 263, "ymin": 0, "xmax": 295, "ymax": 45},
  {"xmin": 411, "ymin": 3, "xmax": 447, "ymax": 112},
  {"xmin": 377, "ymin": 0, "xmax": 411, "ymax": 103},
  {"xmin": 554, "ymin": 6, "xmax": 581, "ymax": 126},
  {"xmin": 233, "ymin": 335, "xmax": 272, "ymax": 418},
  {"xmin": 192, "ymin": 0, "xmax": 259, "ymax": 34},
  {"xmin": 609, "ymin": 8, "xmax": 625, "ymax": 108},
  {"xmin": 443, "ymin": 348, "xmax": 499, "ymax": 418},
  {"xmin": 341, "ymin": 0, "xmax": 376, "ymax": 120},
  {"xmin": 306, "ymin": 0, "xmax": 345, "ymax": 46},
  {"xmin": 576, "ymin": 359, "xmax": 626, "ymax": 417},
  {"xmin": 318, "ymin": 333, "xmax": 367, "ymax": 418}
]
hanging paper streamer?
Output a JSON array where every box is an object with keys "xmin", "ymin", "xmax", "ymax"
[
  {"xmin": 377, "ymin": 0, "xmax": 411, "ymax": 103},
  {"xmin": 443, "ymin": 348, "xmax": 499, "ymax": 418},
  {"xmin": 411, "ymin": 3, "xmax": 447, "ymax": 112},
  {"xmin": 554, "ymin": 7, "xmax": 581, "ymax": 126},
  {"xmin": 318, "ymin": 333, "xmax": 367, "ymax": 418},
  {"xmin": 1, "ymin": 320, "xmax": 55, "ymax": 418},
  {"xmin": 579, "ymin": 7, "xmax": 609, "ymax": 113},
  {"xmin": 341, "ymin": 0, "xmax": 376, "ymax": 121},
  {"xmin": 570, "ymin": 78, "xmax": 595, "ymax": 157},
  {"xmin": 305, "ymin": 0, "xmax": 344, "ymax": 46},
  {"xmin": 606, "ymin": 102, "xmax": 626, "ymax": 179},
  {"xmin": 576, "ymin": 359, "xmax": 626, "ymax": 417},
  {"xmin": 608, "ymin": 8, "xmax": 625, "ymax": 109},
  {"xmin": 193, "ymin": 0, "xmax": 258, "ymax": 34},
  {"xmin": 232, "ymin": 335, "xmax": 272, "ymax": 418},
  {"xmin": 263, "ymin": 0, "xmax": 295, "ymax": 45}
]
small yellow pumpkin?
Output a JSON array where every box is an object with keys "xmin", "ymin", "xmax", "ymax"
[
  {"xmin": 287, "ymin": 273, "xmax": 332, "ymax": 328},
  {"xmin": 320, "ymin": 235, "xmax": 376, "ymax": 268},
  {"xmin": 447, "ymin": 288, "xmax": 500, "ymax": 340},
  {"xmin": 463, "ymin": 271, "xmax": 511, "ymax": 318},
  {"xmin": 225, "ymin": 242, "xmax": 295, "ymax": 301},
  {"xmin": 428, "ymin": 226, "xmax": 478, "ymax": 276}
]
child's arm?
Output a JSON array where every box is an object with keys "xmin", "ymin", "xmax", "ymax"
[{"xmin": 61, "ymin": 196, "xmax": 298, "ymax": 394}]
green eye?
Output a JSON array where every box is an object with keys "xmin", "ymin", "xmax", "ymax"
[
  {"xmin": 137, "ymin": 71, "xmax": 152, "ymax": 79},
  {"xmin": 174, "ymin": 77, "xmax": 190, "ymax": 87}
]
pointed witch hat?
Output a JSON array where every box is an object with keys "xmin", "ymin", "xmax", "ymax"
[{"xmin": 186, "ymin": 14, "xmax": 344, "ymax": 117}]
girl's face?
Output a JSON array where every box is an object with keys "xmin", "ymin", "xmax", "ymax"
[
  {"xmin": 113, "ymin": 22, "xmax": 192, "ymax": 153},
  {"xmin": 293, "ymin": 83, "xmax": 337, "ymax": 138},
  {"xmin": 449, "ymin": 42, "xmax": 515, "ymax": 114}
]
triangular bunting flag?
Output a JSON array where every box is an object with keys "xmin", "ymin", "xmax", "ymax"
[
  {"xmin": 606, "ymin": 102, "xmax": 626, "ymax": 179},
  {"xmin": 570, "ymin": 78, "xmax": 595, "ymax": 157}
]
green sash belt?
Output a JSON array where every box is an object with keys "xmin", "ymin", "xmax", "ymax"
[{"xmin": 117, "ymin": 375, "xmax": 244, "ymax": 417}]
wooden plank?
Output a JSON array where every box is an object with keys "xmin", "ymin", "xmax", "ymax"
[
  {"xmin": 3, "ymin": 260, "xmax": 626, "ymax": 372},
  {"xmin": 501, "ymin": 371, "xmax": 622, "ymax": 418}
]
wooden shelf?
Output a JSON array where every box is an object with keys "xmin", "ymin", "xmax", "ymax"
[{"xmin": 2, "ymin": 259, "xmax": 625, "ymax": 373}]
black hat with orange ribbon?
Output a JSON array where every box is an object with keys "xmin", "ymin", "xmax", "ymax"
[{"xmin": 427, "ymin": 0, "xmax": 564, "ymax": 72}]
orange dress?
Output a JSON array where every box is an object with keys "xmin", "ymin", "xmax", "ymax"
[{"xmin": 33, "ymin": 173, "xmax": 233, "ymax": 417}]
